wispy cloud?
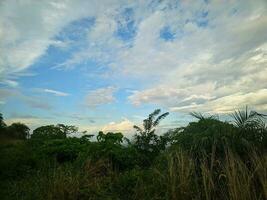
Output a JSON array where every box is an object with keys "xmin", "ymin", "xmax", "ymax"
[
  {"xmin": 44, "ymin": 89, "xmax": 70, "ymax": 97},
  {"xmin": 0, "ymin": 88, "xmax": 52, "ymax": 110},
  {"xmin": 46, "ymin": 0, "xmax": 267, "ymax": 113},
  {"xmin": 1, "ymin": 0, "xmax": 267, "ymax": 130},
  {"xmin": 102, "ymin": 118, "xmax": 134, "ymax": 137},
  {"xmin": 85, "ymin": 86, "xmax": 117, "ymax": 107}
]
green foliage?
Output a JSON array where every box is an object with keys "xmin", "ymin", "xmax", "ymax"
[
  {"xmin": 6, "ymin": 123, "xmax": 30, "ymax": 139},
  {"xmin": 31, "ymin": 125, "xmax": 66, "ymax": 139},
  {"xmin": 231, "ymin": 106, "xmax": 267, "ymax": 129},
  {"xmin": 0, "ymin": 113, "xmax": 7, "ymax": 130},
  {"xmin": 0, "ymin": 141, "xmax": 37, "ymax": 180},
  {"xmin": 230, "ymin": 107, "xmax": 267, "ymax": 150},
  {"xmin": 174, "ymin": 118, "xmax": 236, "ymax": 151},
  {"xmin": 56, "ymin": 124, "xmax": 78, "ymax": 135},
  {"xmin": 0, "ymin": 114, "xmax": 29, "ymax": 140},
  {"xmin": 97, "ymin": 131, "xmax": 123, "ymax": 144},
  {"xmin": 133, "ymin": 109, "xmax": 169, "ymax": 166},
  {"xmin": 0, "ymin": 108, "xmax": 267, "ymax": 199},
  {"xmin": 80, "ymin": 134, "xmax": 94, "ymax": 141},
  {"xmin": 31, "ymin": 124, "xmax": 79, "ymax": 140}
]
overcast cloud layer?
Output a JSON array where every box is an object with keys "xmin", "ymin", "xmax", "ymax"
[{"xmin": 0, "ymin": 0, "xmax": 267, "ymax": 134}]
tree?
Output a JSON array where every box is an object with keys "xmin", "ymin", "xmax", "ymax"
[
  {"xmin": 31, "ymin": 125, "xmax": 65, "ymax": 139},
  {"xmin": 81, "ymin": 134, "xmax": 94, "ymax": 141},
  {"xmin": 230, "ymin": 106, "xmax": 267, "ymax": 149},
  {"xmin": 56, "ymin": 124, "xmax": 78, "ymax": 135},
  {"xmin": 133, "ymin": 109, "xmax": 169, "ymax": 165},
  {"xmin": 97, "ymin": 131, "xmax": 123, "ymax": 144},
  {"xmin": 231, "ymin": 106, "xmax": 267, "ymax": 129},
  {"xmin": 7, "ymin": 123, "xmax": 30, "ymax": 139},
  {"xmin": 0, "ymin": 113, "xmax": 7, "ymax": 135},
  {"xmin": 173, "ymin": 116, "xmax": 236, "ymax": 155}
]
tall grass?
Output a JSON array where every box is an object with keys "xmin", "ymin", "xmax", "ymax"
[
  {"xmin": 2, "ymin": 144, "xmax": 266, "ymax": 200},
  {"xmin": 135, "ymin": 146, "xmax": 267, "ymax": 200},
  {"xmin": 166, "ymin": 148, "xmax": 266, "ymax": 200}
]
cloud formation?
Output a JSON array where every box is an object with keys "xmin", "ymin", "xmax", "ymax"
[
  {"xmin": 1, "ymin": 0, "xmax": 267, "ymax": 133},
  {"xmin": 85, "ymin": 87, "xmax": 117, "ymax": 107},
  {"xmin": 0, "ymin": 88, "xmax": 52, "ymax": 110},
  {"xmin": 46, "ymin": 0, "xmax": 267, "ymax": 113},
  {"xmin": 102, "ymin": 118, "xmax": 134, "ymax": 137},
  {"xmin": 44, "ymin": 89, "xmax": 70, "ymax": 96}
]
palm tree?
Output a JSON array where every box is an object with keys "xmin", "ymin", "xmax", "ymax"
[
  {"xmin": 190, "ymin": 111, "xmax": 218, "ymax": 120},
  {"xmin": 231, "ymin": 106, "xmax": 267, "ymax": 129},
  {"xmin": 133, "ymin": 109, "xmax": 169, "ymax": 152},
  {"xmin": 134, "ymin": 109, "xmax": 169, "ymax": 136}
]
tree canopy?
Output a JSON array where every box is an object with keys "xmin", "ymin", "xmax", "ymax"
[
  {"xmin": 31, "ymin": 125, "xmax": 66, "ymax": 139},
  {"xmin": 7, "ymin": 123, "xmax": 30, "ymax": 139}
]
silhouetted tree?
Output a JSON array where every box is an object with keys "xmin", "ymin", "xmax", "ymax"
[
  {"xmin": 230, "ymin": 106, "xmax": 267, "ymax": 149},
  {"xmin": 97, "ymin": 131, "xmax": 123, "ymax": 144},
  {"xmin": 133, "ymin": 109, "xmax": 169, "ymax": 166},
  {"xmin": 7, "ymin": 123, "xmax": 30, "ymax": 139},
  {"xmin": 56, "ymin": 124, "xmax": 78, "ymax": 135},
  {"xmin": 81, "ymin": 134, "xmax": 94, "ymax": 141},
  {"xmin": 0, "ymin": 113, "xmax": 7, "ymax": 134},
  {"xmin": 231, "ymin": 106, "xmax": 267, "ymax": 129},
  {"xmin": 31, "ymin": 125, "xmax": 65, "ymax": 139}
]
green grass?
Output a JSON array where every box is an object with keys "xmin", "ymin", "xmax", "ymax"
[
  {"xmin": 0, "ymin": 108, "xmax": 266, "ymax": 199},
  {"xmin": 1, "ymin": 143, "xmax": 266, "ymax": 200}
]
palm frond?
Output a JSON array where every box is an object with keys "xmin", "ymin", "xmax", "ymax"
[
  {"xmin": 190, "ymin": 112, "xmax": 205, "ymax": 120},
  {"xmin": 148, "ymin": 109, "xmax": 161, "ymax": 122},
  {"xmin": 230, "ymin": 106, "xmax": 267, "ymax": 128},
  {"xmin": 143, "ymin": 119, "xmax": 152, "ymax": 133},
  {"xmin": 133, "ymin": 125, "xmax": 143, "ymax": 133},
  {"xmin": 153, "ymin": 112, "xmax": 169, "ymax": 127}
]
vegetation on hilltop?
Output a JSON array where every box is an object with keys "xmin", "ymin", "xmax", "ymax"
[{"xmin": 0, "ymin": 108, "xmax": 266, "ymax": 200}]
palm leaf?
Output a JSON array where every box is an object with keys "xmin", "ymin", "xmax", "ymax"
[
  {"xmin": 153, "ymin": 112, "xmax": 169, "ymax": 127},
  {"xmin": 190, "ymin": 112, "xmax": 205, "ymax": 120},
  {"xmin": 133, "ymin": 125, "xmax": 143, "ymax": 134},
  {"xmin": 231, "ymin": 106, "xmax": 267, "ymax": 128}
]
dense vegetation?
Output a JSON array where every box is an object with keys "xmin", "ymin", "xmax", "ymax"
[{"xmin": 0, "ymin": 108, "xmax": 266, "ymax": 200}]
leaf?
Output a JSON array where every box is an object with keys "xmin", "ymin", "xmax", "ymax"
[{"xmin": 153, "ymin": 112, "xmax": 169, "ymax": 127}]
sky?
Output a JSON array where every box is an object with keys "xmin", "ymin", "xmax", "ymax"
[{"xmin": 0, "ymin": 0, "xmax": 267, "ymax": 136}]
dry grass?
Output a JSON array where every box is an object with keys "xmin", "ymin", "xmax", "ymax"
[
  {"xmin": 3, "ymin": 147, "xmax": 267, "ymax": 200},
  {"xmin": 149, "ymin": 147, "xmax": 267, "ymax": 200}
]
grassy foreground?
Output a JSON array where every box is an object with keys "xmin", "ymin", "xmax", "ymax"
[{"xmin": 0, "ymin": 109, "xmax": 266, "ymax": 200}]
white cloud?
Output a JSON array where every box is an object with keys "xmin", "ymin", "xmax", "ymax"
[
  {"xmin": 0, "ymin": 88, "xmax": 52, "ymax": 110},
  {"xmin": 1, "ymin": 0, "xmax": 267, "ymax": 116},
  {"xmin": 128, "ymin": 82, "xmax": 216, "ymax": 107},
  {"xmin": 44, "ymin": 89, "xmax": 69, "ymax": 96},
  {"xmin": 170, "ymin": 89, "xmax": 267, "ymax": 114},
  {"xmin": 102, "ymin": 118, "xmax": 134, "ymax": 137},
  {"xmin": 5, "ymin": 117, "xmax": 43, "ymax": 127},
  {"xmin": 0, "ymin": 80, "xmax": 19, "ymax": 87},
  {"xmin": 85, "ymin": 86, "xmax": 117, "ymax": 107},
  {"xmin": 0, "ymin": 0, "xmax": 121, "ymax": 82},
  {"xmin": 123, "ymin": 0, "xmax": 267, "ymax": 113}
]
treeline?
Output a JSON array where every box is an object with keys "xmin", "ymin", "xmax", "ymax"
[
  {"xmin": 0, "ymin": 114, "xmax": 79, "ymax": 140},
  {"xmin": 0, "ymin": 108, "xmax": 266, "ymax": 200}
]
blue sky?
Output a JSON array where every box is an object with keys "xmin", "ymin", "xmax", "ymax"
[{"xmin": 0, "ymin": 0, "xmax": 267, "ymax": 136}]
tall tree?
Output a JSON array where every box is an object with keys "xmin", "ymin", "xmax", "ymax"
[
  {"xmin": 31, "ymin": 125, "xmax": 65, "ymax": 139},
  {"xmin": 97, "ymin": 131, "xmax": 123, "ymax": 144},
  {"xmin": 56, "ymin": 124, "xmax": 78, "ymax": 135},
  {"xmin": 0, "ymin": 113, "xmax": 7, "ymax": 129},
  {"xmin": 7, "ymin": 123, "xmax": 30, "ymax": 139},
  {"xmin": 0, "ymin": 113, "xmax": 7, "ymax": 136},
  {"xmin": 133, "ymin": 109, "xmax": 169, "ymax": 165}
]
